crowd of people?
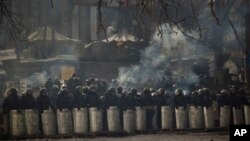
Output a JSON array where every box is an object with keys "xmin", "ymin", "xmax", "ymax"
[{"xmin": 1, "ymin": 73, "xmax": 250, "ymax": 131}]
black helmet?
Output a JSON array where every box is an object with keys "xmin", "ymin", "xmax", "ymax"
[
  {"xmin": 117, "ymin": 86, "xmax": 123, "ymax": 93},
  {"xmin": 61, "ymin": 84, "xmax": 68, "ymax": 90},
  {"xmin": 75, "ymin": 86, "xmax": 83, "ymax": 93},
  {"xmin": 90, "ymin": 85, "xmax": 97, "ymax": 92},
  {"xmin": 143, "ymin": 88, "xmax": 151, "ymax": 95},
  {"xmin": 40, "ymin": 88, "xmax": 47, "ymax": 96},
  {"xmin": 109, "ymin": 87, "xmax": 116, "ymax": 93},
  {"xmin": 61, "ymin": 88, "xmax": 69, "ymax": 95},
  {"xmin": 130, "ymin": 88, "xmax": 137, "ymax": 94},
  {"xmin": 197, "ymin": 89, "xmax": 203, "ymax": 95},
  {"xmin": 52, "ymin": 84, "xmax": 59, "ymax": 89},
  {"xmin": 220, "ymin": 89, "xmax": 228, "ymax": 95},
  {"xmin": 158, "ymin": 88, "xmax": 165, "ymax": 95},
  {"xmin": 82, "ymin": 86, "xmax": 89, "ymax": 94},
  {"xmin": 8, "ymin": 88, "xmax": 18, "ymax": 96},
  {"xmin": 175, "ymin": 88, "xmax": 183, "ymax": 95},
  {"xmin": 151, "ymin": 92, "xmax": 158, "ymax": 97},
  {"xmin": 149, "ymin": 88, "xmax": 155, "ymax": 93},
  {"xmin": 191, "ymin": 91, "xmax": 198, "ymax": 95}
]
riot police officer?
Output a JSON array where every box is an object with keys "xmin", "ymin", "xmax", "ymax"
[
  {"xmin": 86, "ymin": 85, "xmax": 102, "ymax": 108},
  {"xmin": 141, "ymin": 88, "xmax": 154, "ymax": 129},
  {"xmin": 21, "ymin": 89, "xmax": 36, "ymax": 110},
  {"xmin": 103, "ymin": 87, "xmax": 119, "ymax": 108},
  {"xmin": 56, "ymin": 88, "xmax": 73, "ymax": 110},
  {"xmin": 2, "ymin": 88, "xmax": 21, "ymax": 114},
  {"xmin": 2, "ymin": 88, "xmax": 21, "ymax": 137},
  {"xmin": 36, "ymin": 89, "xmax": 52, "ymax": 112},
  {"xmin": 203, "ymin": 88, "xmax": 213, "ymax": 108},
  {"xmin": 73, "ymin": 86, "xmax": 87, "ymax": 108},
  {"xmin": 217, "ymin": 89, "xmax": 230, "ymax": 107},
  {"xmin": 189, "ymin": 91, "xmax": 198, "ymax": 106},
  {"xmin": 117, "ymin": 86, "xmax": 123, "ymax": 96},
  {"xmin": 196, "ymin": 89, "xmax": 205, "ymax": 107},
  {"xmin": 49, "ymin": 84, "xmax": 60, "ymax": 108},
  {"xmin": 173, "ymin": 88, "xmax": 187, "ymax": 108},
  {"xmin": 36, "ymin": 89, "xmax": 53, "ymax": 133},
  {"xmin": 229, "ymin": 86, "xmax": 241, "ymax": 108}
]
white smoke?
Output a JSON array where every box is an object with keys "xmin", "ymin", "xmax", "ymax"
[{"xmin": 117, "ymin": 25, "xmax": 209, "ymax": 90}]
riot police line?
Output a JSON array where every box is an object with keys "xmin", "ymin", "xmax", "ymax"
[
  {"xmin": 3, "ymin": 104, "xmax": 250, "ymax": 137},
  {"xmin": 1, "ymin": 86, "xmax": 250, "ymax": 138}
]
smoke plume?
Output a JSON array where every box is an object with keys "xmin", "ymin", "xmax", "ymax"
[{"xmin": 117, "ymin": 25, "xmax": 210, "ymax": 91}]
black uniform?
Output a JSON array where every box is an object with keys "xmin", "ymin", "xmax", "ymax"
[
  {"xmin": 86, "ymin": 90, "xmax": 102, "ymax": 108},
  {"xmin": 217, "ymin": 93, "xmax": 230, "ymax": 107},
  {"xmin": 203, "ymin": 90, "xmax": 213, "ymax": 107},
  {"xmin": 141, "ymin": 88, "xmax": 154, "ymax": 129},
  {"xmin": 36, "ymin": 90, "xmax": 52, "ymax": 112},
  {"xmin": 53, "ymin": 78, "xmax": 61, "ymax": 89},
  {"xmin": 49, "ymin": 85, "xmax": 60, "ymax": 107},
  {"xmin": 56, "ymin": 89, "xmax": 73, "ymax": 110},
  {"xmin": 21, "ymin": 90, "xmax": 36, "ymax": 109},
  {"xmin": 45, "ymin": 78, "xmax": 53, "ymax": 93},
  {"xmin": 239, "ymin": 88, "xmax": 249, "ymax": 105},
  {"xmin": 36, "ymin": 89, "xmax": 52, "ymax": 134},
  {"xmin": 230, "ymin": 91, "xmax": 241, "ymax": 108},
  {"xmin": 173, "ymin": 93, "xmax": 187, "ymax": 108},
  {"xmin": 2, "ymin": 88, "xmax": 21, "ymax": 114},
  {"xmin": 103, "ymin": 91, "xmax": 119, "ymax": 108},
  {"xmin": 73, "ymin": 87, "xmax": 87, "ymax": 108}
]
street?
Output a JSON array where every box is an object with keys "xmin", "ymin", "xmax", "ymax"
[{"xmin": 16, "ymin": 132, "xmax": 229, "ymax": 141}]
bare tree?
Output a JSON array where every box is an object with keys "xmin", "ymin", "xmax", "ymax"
[
  {"xmin": 97, "ymin": 0, "xmax": 203, "ymax": 39},
  {"xmin": 0, "ymin": 0, "xmax": 22, "ymax": 45}
]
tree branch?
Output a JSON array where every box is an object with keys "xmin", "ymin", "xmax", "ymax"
[
  {"xmin": 228, "ymin": 18, "xmax": 245, "ymax": 49},
  {"xmin": 50, "ymin": 0, "xmax": 54, "ymax": 8}
]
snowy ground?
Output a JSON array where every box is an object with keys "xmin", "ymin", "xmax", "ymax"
[{"xmin": 16, "ymin": 132, "xmax": 229, "ymax": 141}]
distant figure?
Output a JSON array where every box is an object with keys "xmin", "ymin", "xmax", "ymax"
[
  {"xmin": 103, "ymin": 87, "xmax": 120, "ymax": 108},
  {"xmin": 82, "ymin": 86, "xmax": 89, "ymax": 95},
  {"xmin": 173, "ymin": 88, "xmax": 187, "ymax": 108},
  {"xmin": 73, "ymin": 86, "xmax": 87, "ymax": 108},
  {"xmin": 36, "ymin": 89, "xmax": 52, "ymax": 113},
  {"xmin": 56, "ymin": 88, "xmax": 73, "ymax": 110},
  {"xmin": 238, "ymin": 87, "xmax": 249, "ymax": 105},
  {"xmin": 2, "ymin": 88, "xmax": 21, "ymax": 114},
  {"xmin": 49, "ymin": 85, "xmax": 60, "ymax": 107},
  {"xmin": 189, "ymin": 91, "xmax": 198, "ymax": 106},
  {"xmin": 45, "ymin": 77, "xmax": 53, "ymax": 93},
  {"xmin": 21, "ymin": 89, "xmax": 36, "ymax": 109},
  {"xmin": 71, "ymin": 77, "xmax": 82, "ymax": 93},
  {"xmin": 229, "ymin": 86, "xmax": 241, "ymax": 108},
  {"xmin": 117, "ymin": 86, "xmax": 123, "ymax": 96},
  {"xmin": 217, "ymin": 89, "xmax": 230, "ymax": 107},
  {"xmin": 141, "ymin": 88, "xmax": 153, "ymax": 107},
  {"xmin": 53, "ymin": 77, "xmax": 61, "ymax": 89},
  {"xmin": 67, "ymin": 73, "xmax": 76, "ymax": 94},
  {"xmin": 203, "ymin": 88, "xmax": 213, "ymax": 108},
  {"xmin": 86, "ymin": 85, "xmax": 102, "ymax": 108},
  {"xmin": 141, "ymin": 88, "xmax": 154, "ymax": 129},
  {"xmin": 36, "ymin": 88, "xmax": 52, "ymax": 134}
]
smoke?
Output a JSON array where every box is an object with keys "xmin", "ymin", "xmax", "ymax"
[
  {"xmin": 25, "ymin": 71, "xmax": 48, "ymax": 87},
  {"xmin": 116, "ymin": 25, "xmax": 210, "ymax": 91}
]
